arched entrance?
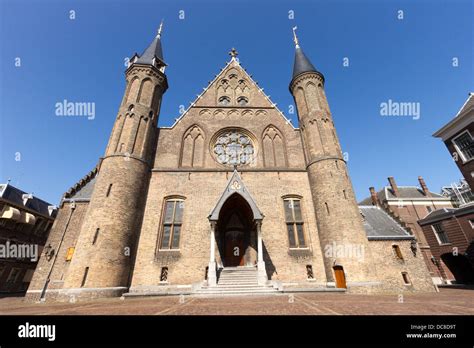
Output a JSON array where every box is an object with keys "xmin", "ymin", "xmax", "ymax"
[
  {"xmin": 217, "ymin": 193, "xmax": 255, "ymax": 267},
  {"xmin": 207, "ymin": 169, "xmax": 267, "ymax": 286},
  {"xmin": 441, "ymin": 253, "xmax": 474, "ymax": 284}
]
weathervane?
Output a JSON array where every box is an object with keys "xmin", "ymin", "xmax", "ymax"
[
  {"xmin": 157, "ymin": 19, "xmax": 164, "ymax": 38},
  {"xmin": 229, "ymin": 47, "xmax": 238, "ymax": 58},
  {"xmin": 292, "ymin": 26, "xmax": 299, "ymax": 48}
]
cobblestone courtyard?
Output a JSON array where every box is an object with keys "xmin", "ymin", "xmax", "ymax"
[{"xmin": 0, "ymin": 288, "xmax": 472, "ymax": 315}]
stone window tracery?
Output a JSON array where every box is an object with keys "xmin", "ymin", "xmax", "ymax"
[
  {"xmin": 213, "ymin": 130, "xmax": 255, "ymax": 166},
  {"xmin": 218, "ymin": 96, "xmax": 231, "ymax": 106}
]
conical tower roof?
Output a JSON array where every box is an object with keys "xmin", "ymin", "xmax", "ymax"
[{"xmin": 135, "ymin": 22, "xmax": 166, "ymax": 66}]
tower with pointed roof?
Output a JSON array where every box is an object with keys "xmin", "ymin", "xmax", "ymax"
[
  {"xmin": 289, "ymin": 27, "xmax": 375, "ymax": 284},
  {"xmin": 61, "ymin": 27, "xmax": 168, "ymax": 294}
]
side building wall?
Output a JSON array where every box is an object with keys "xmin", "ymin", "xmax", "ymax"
[
  {"xmin": 365, "ymin": 240, "xmax": 436, "ymax": 294},
  {"xmin": 25, "ymin": 201, "xmax": 89, "ymax": 302}
]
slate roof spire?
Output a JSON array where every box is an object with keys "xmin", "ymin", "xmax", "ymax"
[
  {"xmin": 291, "ymin": 26, "xmax": 319, "ymax": 80},
  {"xmin": 134, "ymin": 20, "xmax": 166, "ymax": 67}
]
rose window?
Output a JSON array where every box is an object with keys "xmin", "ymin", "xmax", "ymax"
[{"xmin": 213, "ymin": 130, "xmax": 255, "ymax": 166}]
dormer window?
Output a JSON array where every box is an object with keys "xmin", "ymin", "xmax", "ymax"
[
  {"xmin": 237, "ymin": 96, "xmax": 248, "ymax": 106},
  {"xmin": 218, "ymin": 96, "xmax": 231, "ymax": 106},
  {"xmin": 22, "ymin": 193, "xmax": 33, "ymax": 205}
]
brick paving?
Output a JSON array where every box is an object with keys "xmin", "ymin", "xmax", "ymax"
[{"xmin": 0, "ymin": 288, "xmax": 473, "ymax": 315}]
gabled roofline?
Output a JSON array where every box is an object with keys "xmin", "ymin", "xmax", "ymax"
[
  {"xmin": 162, "ymin": 57, "xmax": 296, "ymax": 130},
  {"xmin": 360, "ymin": 205, "xmax": 413, "ymax": 239},
  {"xmin": 433, "ymin": 92, "xmax": 474, "ymax": 140},
  {"xmin": 380, "ymin": 185, "xmax": 449, "ymax": 200}
]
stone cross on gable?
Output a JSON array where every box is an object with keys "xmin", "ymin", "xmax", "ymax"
[{"xmin": 229, "ymin": 48, "xmax": 238, "ymax": 58}]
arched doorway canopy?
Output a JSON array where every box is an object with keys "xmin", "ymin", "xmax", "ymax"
[{"xmin": 208, "ymin": 169, "xmax": 263, "ymax": 222}]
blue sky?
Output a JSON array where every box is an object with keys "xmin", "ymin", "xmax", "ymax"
[{"xmin": 0, "ymin": 0, "xmax": 473, "ymax": 205}]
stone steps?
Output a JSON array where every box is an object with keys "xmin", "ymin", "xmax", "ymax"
[{"xmin": 194, "ymin": 267, "xmax": 279, "ymax": 296}]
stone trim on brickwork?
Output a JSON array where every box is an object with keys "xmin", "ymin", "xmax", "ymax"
[
  {"xmin": 162, "ymin": 58, "xmax": 294, "ymax": 130},
  {"xmin": 306, "ymin": 155, "xmax": 346, "ymax": 169},
  {"xmin": 209, "ymin": 169, "xmax": 263, "ymax": 221},
  {"xmin": 152, "ymin": 168, "xmax": 307, "ymax": 172}
]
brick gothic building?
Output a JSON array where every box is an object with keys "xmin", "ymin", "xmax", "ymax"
[
  {"xmin": 359, "ymin": 176, "xmax": 453, "ymax": 284},
  {"xmin": 26, "ymin": 29, "xmax": 435, "ymax": 301},
  {"xmin": 418, "ymin": 205, "xmax": 474, "ymax": 284},
  {"xmin": 433, "ymin": 93, "xmax": 474, "ymax": 190}
]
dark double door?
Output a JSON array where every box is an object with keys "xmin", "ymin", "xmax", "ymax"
[{"xmin": 224, "ymin": 230, "xmax": 245, "ymax": 266}]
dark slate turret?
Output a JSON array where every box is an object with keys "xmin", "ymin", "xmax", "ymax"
[
  {"xmin": 290, "ymin": 27, "xmax": 324, "ymax": 86},
  {"xmin": 132, "ymin": 22, "xmax": 166, "ymax": 69},
  {"xmin": 292, "ymin": 46, "xmax": 316, "ymax": 78}
]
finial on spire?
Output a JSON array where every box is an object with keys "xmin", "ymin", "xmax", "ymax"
[
  {"xmin": 229, "ymin": 47, "xmax": 239, "ymax": 59},
  {"xmin": 292, "ymin": 26, "xmax": 299, "ymax": 48},
  {"xmin": 157, "ymin": 19, "xmax": 164, "ymax": 38}
]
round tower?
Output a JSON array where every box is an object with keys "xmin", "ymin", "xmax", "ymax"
[
  {"xmin": 289, "ymin": 28, "xmax": 375, "ymax": 286},
  {"xmin": 62, "ymin": 26, "xmax": 168, "ymax": 296}
]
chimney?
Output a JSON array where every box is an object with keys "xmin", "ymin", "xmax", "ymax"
[
  {"xmin": 388, "ymin": 177, "xmax": 399, "ymax": 196},
  {"xmin": 418, "ymin": 176, "xmax": 431, "ymax": 196},
  {"xmin": 369, "ymin": 187, "xmax": 379, "ymax": 206}
]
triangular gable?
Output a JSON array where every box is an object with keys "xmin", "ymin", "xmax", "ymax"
[
  {"xmin": 167, "ymin": 57, "xmax": 294, "ymax": 129},
  {"xmin": 209, "ymin": 169, "xmax": 263, "ymax": 221}
]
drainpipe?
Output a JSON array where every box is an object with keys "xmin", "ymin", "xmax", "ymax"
[{"xmin": 39, "ymin": 201, "xmax": 75, "ymax": 301}]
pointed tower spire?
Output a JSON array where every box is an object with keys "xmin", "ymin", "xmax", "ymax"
[
  {"xmin": 157, "ymin": 19, "xmax": 164, "ymax": 38},
  {"xmin": 134, "ymin": 22, "xmax": 166, "ymax": 67},
  {"xmin": 291, "ymin": 26, "xmax": 321, "ymax": 83}
]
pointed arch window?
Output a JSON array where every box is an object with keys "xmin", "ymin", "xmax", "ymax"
[
  {"xmin": 263, "ymin": 126, "xmax": 286, "ymax": 167},
  {"xmin": 283, "ymin": 197, "xmax": 306, "ymax": 248},
  {"xmin": 180, "ymin": 125, "xmax": 205, "ymax": 168},
  {"xmin": 159, "ymin": 198, "xmax": 185, "ymax": 250}
]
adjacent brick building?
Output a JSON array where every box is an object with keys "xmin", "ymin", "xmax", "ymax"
[
  {"xmin": 418, "ymin": 205, "xmax": 474, "ymax": 284},
  {"xmin": 0, "ymin": 183, "xmax": 57, "ymax": 293},
  {"xmin": 26, "ymin": 28, "xmax": 435, "ymax": 302},
  {"xmin": 433, "ymin": 93, "xmax": 474, "ymax": 190},
  {"xmin": 359, "ymin": 176, "xmax": 453, "ymax": 284}
]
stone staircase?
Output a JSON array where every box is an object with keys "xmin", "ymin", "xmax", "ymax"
[{"xmin": 194, "ymin": 266, "xmax": 279, "ymax": 296}]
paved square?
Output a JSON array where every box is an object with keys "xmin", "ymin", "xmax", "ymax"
[{"xmin": 0, "ymin": 288, "xmax": 472, "ymax": 315}]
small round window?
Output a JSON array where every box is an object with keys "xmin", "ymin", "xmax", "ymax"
[
  {"xmin": 237, "ymin": 96, "xmax": 248, "ymax": 106},
  {"xmin": 218, "ymin": 96, "xmax": 231, "ymax": 106}
]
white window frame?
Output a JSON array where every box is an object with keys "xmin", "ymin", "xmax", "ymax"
[
  {"xmin": 451, "ymin": 130, "xmax": 474, "ymax": 163},
  {"xmin": 431, "ymin": 223, "xmax": 450, "ymax": 245},
  {"xmin": 469, "ymin": 219, "xmax": 474, "ymax": 229}
]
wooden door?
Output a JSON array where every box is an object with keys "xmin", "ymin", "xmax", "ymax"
[
  {"xmin": 224, "ymin": 231, "xmax": 244, "ymax": 266},
  {"xmin": 333, "ymin": 266, "xmax": 346, "ymax": 288}
]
